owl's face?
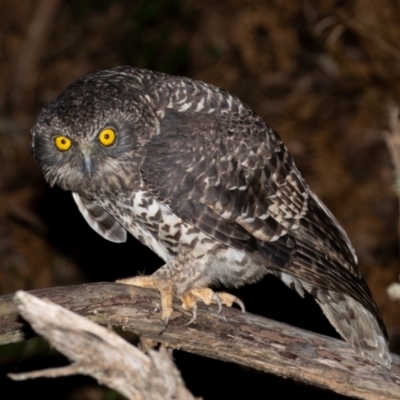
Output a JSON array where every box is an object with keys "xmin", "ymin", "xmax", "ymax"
[{"xmin": 31, "ymin": 72, "xmax": 160, "ymax": 197}]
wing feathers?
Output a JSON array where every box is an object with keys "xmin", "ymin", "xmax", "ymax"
[
  {"xmin": 72, "ymin": 192, "xmax": 127, "ymax": 243},
  {"xmin": 141, "ymin": 109, "xmax": 381, "ymax": 324},
  {"xmin": 141, "ymin": 79, "xmax": 390, "ymax": 367}
]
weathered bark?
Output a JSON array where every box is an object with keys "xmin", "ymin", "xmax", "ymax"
[
  {"xmin": 8, "ymin": 291, "xmax": 195, "ymax": 400},
  {"xmin": 0, "ymin": 282, "xmax": 399, "ymax": 399}
]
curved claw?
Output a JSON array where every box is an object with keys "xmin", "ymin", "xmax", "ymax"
[
  {"xmin": 233, "ymin": 296, "xmax": 246, "ymax": 313},
  {"xmin": 217, "ymin": 292, "xmax": 246, "ymax": 313},
  {"xmin": 185, "ymin": 305, "xmax": 198, "ymax": 325},
  {"xmin": 159, "ymin": 316, "xmax": 170, "ymax": 335},
  {"xmin": 213, "ymin": 293, "xmax": 222, "ymax": 315}
]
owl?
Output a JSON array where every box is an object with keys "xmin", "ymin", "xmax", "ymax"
[{"xmin": 31, "ymin": 66, "xmax": 391, "ymax": 368}]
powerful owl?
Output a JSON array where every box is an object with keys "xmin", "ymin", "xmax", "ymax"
[{"xmin": 31, "ymin": 66, "xmax": 391, "ymax": 368}]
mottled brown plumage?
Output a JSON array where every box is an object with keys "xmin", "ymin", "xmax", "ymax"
[{"xmin": 31, "ymin": 66, "xmax": 391, "ymax": 368}]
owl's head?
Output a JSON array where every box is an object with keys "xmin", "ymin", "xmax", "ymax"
[{"xmin": 31, "ymin": 68, "xmax": 160, "ymax": 196}]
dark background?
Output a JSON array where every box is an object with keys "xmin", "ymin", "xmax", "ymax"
[{"xmin": 0, "ymin": 0, "xmax": 399, "ymax": 398}]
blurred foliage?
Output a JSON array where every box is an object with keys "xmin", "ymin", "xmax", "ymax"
[{"xmin": 0, "ymin": 0, "xmax": 400, "ymax": 398}]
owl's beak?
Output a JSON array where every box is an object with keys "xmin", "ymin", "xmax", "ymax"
[{"xmin": 81, "ymin": 147, "xmax": 93, "ymax": 176}]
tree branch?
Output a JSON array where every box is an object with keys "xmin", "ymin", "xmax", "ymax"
[
  {"xmin": 8, "ymin": 291, "xmax": 195, "ymax": 400},
  {"xmin": 0, "ymin": 282, "xmax": 399, "ymax": 399},
  {"xmin": 10, "ymin": 0, "xmax": 62, "ymax": 110}
]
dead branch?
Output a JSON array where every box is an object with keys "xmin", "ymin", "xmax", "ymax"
[
  {"xmin": 0, "ymin": 282, "xmax": 399, "ymax": 399},
  {"xmin": 385, "ymin": 106, "xmax": 400, "ymax": 303},
  {"xmin": 8, "ymin": 291, "xmax": 195, "ymax": 400},
  {"xmin": 384, "ymin": 106, "xmax": 400, "ymax": 196},
  {"xmin": 335, "ymin": 10, "xmax": 400, "ymax": 62},
  {"xmin": 10, "ymin": 0, "xmax": 62, "ymax": 110}
]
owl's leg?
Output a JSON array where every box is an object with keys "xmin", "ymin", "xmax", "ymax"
[{"xmin": 180, "ymin": 288, "xmax": 245, "ymax": 325}]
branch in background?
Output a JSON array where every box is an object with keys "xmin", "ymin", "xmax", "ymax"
[
  {"xmin": 8, "ymin": 291, "xmax": 195, "ymax": 400},
  {"xmin": 335, "ymin": 10, "xmax": 400, "ymax": 62},
  {"xmin": 10, "ymin": 0, "xmax": 62, "ymax": 111},
  {"xmin": 384, "ymin": 106, "xmax": 400, "ymax": 198},
  {"xmin": 0, "ymin": 283, "xmax": 399, "ymax": 399},
  {"xmin": 385, "ymin": 106, "xmax": 400, "ymax": 310},
  {"xmin": 388, "ymin": 281, "xmax": 400, "ymax": 302}
]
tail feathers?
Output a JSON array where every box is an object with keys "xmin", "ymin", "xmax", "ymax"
[
  {"xmin": 278, "ymin": 272, "xmax": 391, "ymax": 368},
  {"xmin": 315, "ymin": 290, "xmax": 391, "ymax": 369}
]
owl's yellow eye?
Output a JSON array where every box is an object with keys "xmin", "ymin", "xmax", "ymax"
[
  {"xmin": 98, "ymin": 128, "xmax": 116, "ymax": 147},
  {"xmin": 54, "ymin": 136, "xmax": 72, "ymax": 151}
]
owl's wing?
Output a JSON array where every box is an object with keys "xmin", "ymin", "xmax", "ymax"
[
  {"xmin": 140, "ymin": 110, "xmax": 375, "ymax": 311},
  {"xmin": 72, "ymin": 192, "xmax": 127, "ymax": 243},
  {"xmin": 141, "ymin": 109, "xmax": 390, "ymax": 367}
]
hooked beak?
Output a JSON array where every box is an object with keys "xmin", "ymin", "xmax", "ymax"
[{"xmin": 81, "ymin": 146, "xmax": 93, "ymax": 176}]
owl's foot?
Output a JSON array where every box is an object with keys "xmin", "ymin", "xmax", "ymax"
[
  {"xmin": 117, "ymin": 277, "xmax": 245, "ymax": 330},
  {"xmin": 180, "ymin": 288, "xmax": 245, "ymax": 325},
  {"xmin": 116, "ymin": 275, "xmax": 174, "ymax": 332}
]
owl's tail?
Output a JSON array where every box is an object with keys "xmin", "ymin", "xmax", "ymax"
[
  {"xmin": 278, "ymin": 272, "xmax": 391, "ymax": 368},
  {"xmin": 315, "ymin": 289, "xmax": 391, "ymax": 368}
]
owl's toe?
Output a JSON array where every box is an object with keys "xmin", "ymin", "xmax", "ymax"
[
  {"xmin": 159, "ymin": 299, "xmax": 174, "ymax": 334},
  {"xmin": 217, "ymin": 292, "xmax": 246, "ymax": 313},
  {"xmin": 117, "ymin": 275, "xmax": 175, "ymax": 333}
]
